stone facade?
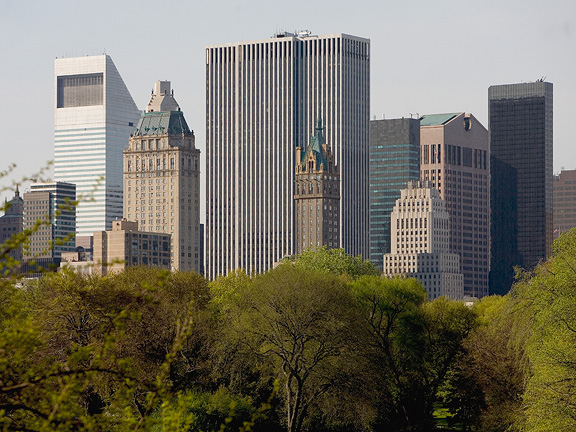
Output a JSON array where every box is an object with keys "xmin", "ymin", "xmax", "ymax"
[
  {"xmin": 383, "ymin": 181, "xmax": 464, "ymax": 300},
  {"xmin": 123, "ymin": 81, "xmax": 201, "ymax": 272},
  {"xmin": 553, "ymin": 169, "xmax": 576, "ymax": 239},
  {"xmin": 420, "ymin": 113, "xmax": 489, "ymax": 299},
  {"xmin": 93, "ymin": 219, "xmax": 171, "ymax": 276},
  {"xmin": 0, "ymin": 187, "xmax": 24, "ymax": 264},
  {"xmin": 294, "ymin": 119, "xmax": 340, "ymax": 253}
]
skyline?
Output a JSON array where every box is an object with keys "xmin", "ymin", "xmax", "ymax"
[{"xmin": 2, "ymin": 0, "xmax": 575, "ymax": 222}]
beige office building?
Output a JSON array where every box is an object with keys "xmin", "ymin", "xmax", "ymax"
[
  {"xmin": 294, "ymin": 119, "xmax": 340, "ymax": 253},
  {"xmin": 93, "ymin": 219, "xmax": 171, "ymax": 276},
  {"xmin": 123, "ymin": 81, "xmax": 200, "ymax": 272},
  {"xmin": 554, "ymin": 169, "xmax": 576, "ymax": 239},
  {"xmin": 383, "ymin": 181, "xmax": 463, "ymax": 300},
  {"xmin": 420, "ymin": 113, "xmax": 489, "ymax": 298}
]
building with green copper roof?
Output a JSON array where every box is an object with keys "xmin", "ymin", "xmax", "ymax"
[
  {"xmin": 294, "ymin": 118, "xmax": 340, "ymax": 253},
  {"xmin": 123, "ymin": 81, "xmax": 201, "ymax": 273}
]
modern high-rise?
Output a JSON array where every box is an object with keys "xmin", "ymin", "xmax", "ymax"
[
  {"xmin": 124, "ymin": 81, "xmax": 201, "ymax": 272},
  {"xmin": 369, "ymin": 118, "xmax": 420, "ymax": 269},
  {"xmin": 22, "ymin": 182, "xmax": 76, "ymax": 274},
  {"xmin": 54, "ymin": 55, "xmax": 141, "ymax": 239},
  {"xmin": 206, "ymin": 31, "xmax": 370, "ymax": 278},
  {"xmin": 294, "ymin": 118, "xmax": 340, "ymax": 254},
  {"xmin": 420, "ymin": 113, "xmax": 489, "ymax": 298},
  {"xmin": 489, "ymin": 82, "xmax": 553, "ymax": 295},
  {"xmin": 383, "ymin": 181, "xmax": 463, "ymax": 300},
  {"xmin": 554, "ymin": 170, "xmax": 576, "ymax": 239}
]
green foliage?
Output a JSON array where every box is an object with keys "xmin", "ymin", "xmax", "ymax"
[
  {"xmin": 15, "ymin": 219, "xmax": 576, "ymax": 431},
  {"xmin": 514, "ymin": 229, "xmax": 576, "ymax": 431},
  {"xmin": 153, "ymin": 387, "xmax": 258, "ymax": 432},
  {"xmin": 281, "ymin": 246, "xmax": 379, "ymax": 279},
  {"xmin": 0, "ymin": 267, "xmax": 213, "ymax": 430},
  {"xmin": 445, "ymin": 295, "xmax": 528, "ymax": 431},
  {"xmin": 350, "ymin": 276, "xmax": 478, "ymax": 431},
  {"xmin": 220, "ymin": 264, "xmax": 360, "ymax": 432}
]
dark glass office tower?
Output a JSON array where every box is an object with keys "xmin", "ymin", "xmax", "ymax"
[
  {"xmin": 489, "ymin": 82, "xmax": 553, "ymax": 295},
  {"xmin": 369, "ymin": 118, "xmax": 420, "ymax": 269}
]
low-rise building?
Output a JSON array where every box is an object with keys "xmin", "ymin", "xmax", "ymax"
[{"xmin": 93, "ymin": 219, "xmax": 171, "ymax": 276}]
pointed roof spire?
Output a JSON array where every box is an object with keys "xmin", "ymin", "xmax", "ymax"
[
  {"xmin": 300, "ymin": 113, "xmax": 329, "ymax": 170},
  {"xmin": 315, "ymin": 110, "xmax": 325, "ymax": 146},
  {"xmin": 15, "ymin": 184, "xmax": 19, "ymax": 198}
]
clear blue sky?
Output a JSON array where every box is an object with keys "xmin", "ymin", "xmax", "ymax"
[{"xmin": 2, "ymin": 0, "xmax": 575, "ymax": 211}]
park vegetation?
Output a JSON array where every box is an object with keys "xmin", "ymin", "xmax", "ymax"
[{"xmin": 3, "ymin": 187, "xmax": 576, "ymax": 431}]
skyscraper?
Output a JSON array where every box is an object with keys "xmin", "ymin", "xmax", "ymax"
[
  {"xmin": 489, "ymin": 82, "xmax": 553, "ymax": 295},
  {"xmin": 383, "ymin": 181, "xmax": 463, "ymax": 300},
  {"xmin": 420, "ymin": 113, "xmax": 489, "ymax": 298},
  {"xmin": 22, "ymin": 182, "xmax": 76, "ymax": 274},
  {"xmin": 124, "ymin": 81, "xmax": 201, "ymax": 272},
  {"xmin": 0, "ymin": 187, "xmax": 24, "ymax": 265},
  {"xmin": 369, "ymin": 118, "xmax": 420, "ymax": 269},
  {"xmin": 294, "ymin": 118, "xmax": 340, "ymax": 254},
  {"xmin": 54, "ymin": 55, "xmax": 141, "ymax": 240},
  {"xmin": 206, "ymin": 31, "xmax": 370, "ymax": 278},
  {"xmin": 554, "ymin": 170, "xmax": 576, "ymax": 239}
]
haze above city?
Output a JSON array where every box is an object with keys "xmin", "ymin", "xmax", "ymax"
[{"xmin": 2, "ymin": 0, "xmax": 575, "ymax": 210}]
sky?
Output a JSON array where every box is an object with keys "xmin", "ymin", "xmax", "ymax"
[{"xmin": 1, "ymin": 0, "xmax": 575, "ymax": 214}]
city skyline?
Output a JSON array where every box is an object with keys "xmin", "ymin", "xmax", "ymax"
[{"xmin": 3, "ymin": 0, "xmax": 575, "ymax": 219}]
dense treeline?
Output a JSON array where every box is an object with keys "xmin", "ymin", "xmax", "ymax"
[{"xmin": 2, "ymin": 234, "xmax": 576, "ymax": 431}]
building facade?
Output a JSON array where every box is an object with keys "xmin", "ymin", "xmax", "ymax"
[
  {"xmin": 383, "ymin": 181, "xmax": 463, "ymax": 300},
  {"xmin": 294, "ymin": 118, "xmax": 340, "ymax": 253},
  {"xmin": 124, "ymin": 81, "xmax": 201, "ymax": 272},
  {"xmin": 369, "ymin": 118, "xmax": 420, "ymax": 269},
  {"xmin": 0, "ymin": 187, "xmax": 24, "ymax": 266},
  {"xmin": 420, "ymin": 113, "xmax": 489, "ymax": 298},
  {"xmin": 205, "ymin": 31, "xmax": 370, "ymax": 278},
  {"xmin": 554, "ymin": 169, "xmax": 576, "ymax": 239},
  {"xmin": 489, "ymin": 82, "xmax": 553, "ymax": 295},
  {"xmin": 54, "ymin": 55, "xmax": 141, "ymax": 239},
  {"xmin": 93, "ymin": 219, "xmax": 171, "ymax": 276},
  {"xmin": 22, "ymin": 182, "xmax": 76, "ymax": 274}
]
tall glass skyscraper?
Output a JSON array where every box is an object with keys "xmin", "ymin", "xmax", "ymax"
[
  {"xmin": 205, "ymin": 32, "xmax": 370, "ymax": 278},
  {"xmin": 54, "ymin": 55, "xmax": 141, "ymax": 239},
  {"xmin": 369, "ymin": 118, "xmax": 420, "ymax": 269},
  {"xmin": 489, "ymin": 82, "xmax": 553, "ymax": 295}
]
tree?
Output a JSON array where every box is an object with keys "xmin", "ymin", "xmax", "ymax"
[
  {"xmin": 444, "ymin": 294, "xmax": 529, "ymax": 431},
  {"xmin": 350, "ymin": 275, "xmax": 477, "ymax": 431},
  {"xmin": 515, "ymin": 229, "xmax": 576, "ymax": 431},
  {"xmin": 0, "ymin": 267, "xmax": 214, "ymax": 430},
  {"xmin": 281, "ymin": 247, "xmax": 379, "ymax": 279},
  {"xmin": 222, "ymin": 264, "xmax": 360, "ymax": 432}
]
